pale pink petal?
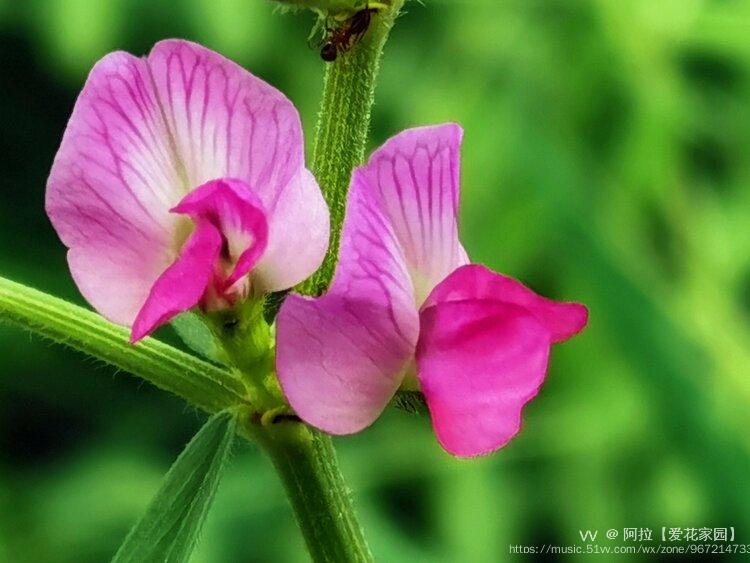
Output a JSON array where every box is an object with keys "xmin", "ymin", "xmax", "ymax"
[
  {"xmin": 47, "ymin": 40, "xmax": 322, "ymax": 329},
  {"xmin": 171, "ymin": 178, "xmax": 268, "ymax": 290},
  {"xmin": 417, "ymin": 301, "xmax": 551, "ymax": 457},
  {"xmin": 130, "ymin": 221, "xmax": 222, "ymax": 342},
  {"xmin": 147, "ymin": 40, "xmax": 323, "ymax": 288},
  {"xmin": 276, "ymin": 172, "xmax": 420, "ymax": 434},
  {"xmin": 356, "ymin": 124, "xmax": 469, "ymax": 304},
  {"xmin": 46, "ymin": 51, "xmax": 183, "ymax": 324},
  {"xmin": 252, "ymin": 169, "xmax": 329, "ymax": 292},
  {"xmin": 424, "ymin": 264, "xmax": 588, "ymax": 343},
  {"xmin": 67, "ymin": 245, "xmax": 169, "ymax": 327},
  {"xmin": 277, "ymin": 124, "xmax": 470, "ymax": 432}
]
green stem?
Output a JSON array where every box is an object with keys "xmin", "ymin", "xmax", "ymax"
[
  {"xmin": 251, "ymin": 421, "xmax": 372, "ymax": 562},
  {"xmin": 265, "ymin": 3, "xmax": 405, "ymax": 560},
  {"xmin": 206, "ymin": 299, "xmax": 279, "ymax": 409},
  {"xmin": 299, "ymin": 0, "xmax": 405, "ymax": 295},
  {"xmin": 0, "ymin": 276, "xmax": 248, "ymax": 413}
]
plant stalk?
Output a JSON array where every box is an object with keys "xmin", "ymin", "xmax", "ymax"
[
  {"xmin": 264, "ymin": 3, "xmax": 404, "ymax": 559},
  {"xmin": 299, "ymin": 0, "xmax": 405, "ymax": 295},
  {"xmin": 0, "ymin": 276, "xmax": 247, "ymax": 413},
  {"xmin": 251, "ymin": 421, "xmax": 372, "ymax": 562}
]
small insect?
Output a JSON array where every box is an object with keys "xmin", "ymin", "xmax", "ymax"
[{"xmin": 319, "ymin": 3, "xmax": 381, "ymax": 62}]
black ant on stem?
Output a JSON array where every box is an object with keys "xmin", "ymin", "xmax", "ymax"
[{"xmin": 316, "ymin": 2, "xmax": 389, "ymax": 62}]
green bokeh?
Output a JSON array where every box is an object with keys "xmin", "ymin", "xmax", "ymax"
[{"xmin": 1, "ymin": 1, "xmax": 749, "ymax": 561}]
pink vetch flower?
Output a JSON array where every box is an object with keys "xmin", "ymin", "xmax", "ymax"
[
  {"xmin": 46, "ymin": 40, "xmax": 329, "ymax": 343},
  {"xmin": 276, "ymin": 124, "xmax": 588, "ymax": 457}
]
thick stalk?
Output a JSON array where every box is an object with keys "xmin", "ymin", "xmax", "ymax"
[
  {"xmin": 251, "ymin": 421, "xmax": 372, "ymax": 562},
  {"xmin": 264, "ymin": 3, "xmax": 404, "ymax": 560},
  {"xmin": 299, "ymin": 0, "xmax": 405, "ymax": 295},
  {"xmin": 0, "ymin": 276, "xmax": 248, "ymax": 413}
]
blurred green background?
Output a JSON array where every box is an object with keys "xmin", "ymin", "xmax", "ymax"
[{"xmin": 1, "ymin": 0, "xmax": 750, "ymax": 561}]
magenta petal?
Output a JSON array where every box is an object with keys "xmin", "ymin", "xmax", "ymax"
[
  {"xmin": 172, "ymin": 178, "xmax": 268, "ymax": 290},
  {"xmin": 130, "ymin": 221, "xmax": 222, "ymax": 343},
  {"xmin": 276, "ymin": 172, "xmax": 420, "ymax": 434},
  {"xmin": 417, "ymin": 301, "xmax": 551, "ymax": 457},
  {"xmin": 356, "ymin": 124, "xmax": 469, "ymax": 303},
  {"xmin": 424, "ymin": 264, "xmax": 588, "ymax": 343}
]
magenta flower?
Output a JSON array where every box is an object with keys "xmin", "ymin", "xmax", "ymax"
[
  {"xmin": 46, "ymin": 40, "xmax": 328, "ymax": 342},
  {"xmin": 277, "ymin": 124, "xmax": 588, "ymax": 457}
]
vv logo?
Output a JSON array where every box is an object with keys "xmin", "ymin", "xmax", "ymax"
[{"xmin": 579, "ymin": 530, "xmax": 598, "ymax": 541}]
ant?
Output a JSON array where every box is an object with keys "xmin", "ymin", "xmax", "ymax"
[{"xmin": 318, "ymin": 2, "xmax": 389, "ymax": 62}]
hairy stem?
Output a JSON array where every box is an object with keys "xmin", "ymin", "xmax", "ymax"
[
  {"xmin": 0, "ymin": 276, "xmax": 247, "ymax": 413},
  {"xmin": 299, "ymin": 0, "xmax": 405, "ymax": 295},
  {"xmin": 251, "ymin": 421, "xmax": 372, "ymax": 562},
  {"xmin": 261, "ymin": 3, "xmax": 405, "ymax": 560}
]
